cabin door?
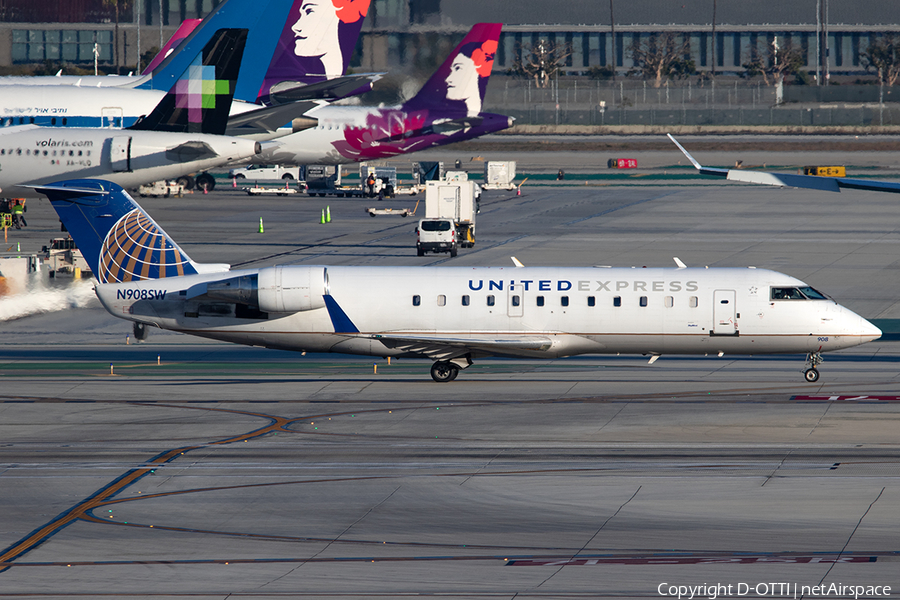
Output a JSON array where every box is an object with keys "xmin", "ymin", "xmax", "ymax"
[
  {"xmin": 101, "ymin": 107, "xmax": 124, "ymax": 129},
  {"xmin": 712, "ymin": 289, "xmax": 737, "ymax": 335},
  {"xmin": 110, "ymin": 136, "xmax": 132, "ymax": 172}
]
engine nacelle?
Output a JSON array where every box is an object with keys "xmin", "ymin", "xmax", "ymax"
[{"xmin": 257, "ymin": 265, "xmax": 326, "ymax": 313}]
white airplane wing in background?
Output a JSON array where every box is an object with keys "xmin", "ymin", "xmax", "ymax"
[{"xmin": 668, "ymin": 133, "xmax": 900, "ymax": 194}]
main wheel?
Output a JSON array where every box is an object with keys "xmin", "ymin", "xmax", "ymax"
[
  {"xmin": 430, "ymin": 361, "xmax": 459, "ymax": 382},
  {"xmin": 195, "ymin": 173, "xmax": 216, "ymax": 191},
  {"xmin": 133, "ymin": 322, "xmax": 149, "ymax": 341},
  {"xmin": 417, "ymin": 247, "xmax": 425, "ymax": 256},
  {"xmin": 176, "ymin": 175, "xmax": 194, "ymax": 189},
  {"xmin": 804, "ymin": 368, "xmax": 820, "ymax": 383}
]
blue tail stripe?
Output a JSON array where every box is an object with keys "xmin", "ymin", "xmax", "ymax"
[{"xmin": 323, "ymin": 295, "xmax": 359, "ymax": 334}]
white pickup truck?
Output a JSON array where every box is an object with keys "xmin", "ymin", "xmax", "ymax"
[{"xmin": 228, "ymin": 165, "xmax": 301, "ymax": 181}]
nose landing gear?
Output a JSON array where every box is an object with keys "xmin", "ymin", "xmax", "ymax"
[{"xmin": 804, "ymin": 352, "xmax": 823, "ymax": 382}]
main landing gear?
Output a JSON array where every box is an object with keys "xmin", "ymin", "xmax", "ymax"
[
  {"xmin": 804, "ymin": 352, "xmax": 823, "ymax": 383},
  {"xmin": 430, "ymin": 361, "xmax": 459, "ymax": 382}
]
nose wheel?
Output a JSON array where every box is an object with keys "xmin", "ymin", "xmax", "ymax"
[
  {"xmin": 430, "ymin": 361, "xmax": 459, "ymax": 382},
  {"xmin": 803, "ymin": 352, "xmax": 823, "ymax": 383}
]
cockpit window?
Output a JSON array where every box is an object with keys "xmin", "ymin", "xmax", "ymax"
[
  {"xmin": 798, "ymin": 286, "xmax": 828, "ymax": 300},
  {"xmin": 771, "ymin": 286, "xmax": 828, "ymax": 300}
]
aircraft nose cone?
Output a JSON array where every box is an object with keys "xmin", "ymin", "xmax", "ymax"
[{"xmin": 859, "ymin": 316, "xmax": 882, "ymax": 341}]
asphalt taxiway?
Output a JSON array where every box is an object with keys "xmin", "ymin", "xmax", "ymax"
[{"xmin": 1, "ymin": 170, "xmax": 899, "ymax": 599}]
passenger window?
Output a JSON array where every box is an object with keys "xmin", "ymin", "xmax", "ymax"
[
  {"xmin": 665, "ymin": 296, "xmax": 673, "ymax": 308},
  {"xmin": 511, "ymin": 295, "xmax": 520, "ymax": 307},
  {"xmin": 587, "ymin": 296, "xmax": 595, "ymax": 307},
  {"xmin": 412, "ymin": 295, "xmax": 420, "ymax": 306},
  {"xmin": 536, "ymin": 296, "xmax": 544, "ymax": 307},
  {"xmin": 560, "ymin": 296, "xmax": 569, "ymax": 307},
  {"xmin": 639, "ymin": 296, "xmax": 648, "ymax": 307},
  {"xmin": 437, "ymin": 295, "xmax": 446, "ymax": 306},
  {"xmin": 487, "ymin": 295, "xmax": 495, "ymax": 306},
  {"xmin": 689, "ymin": 296, "xmax": 698, "ymax": 307},
  {"xmin": 613, "ymin": 296, "xmax": 621, "ymax": 307},
  {"xmin": 462, "ymin": 295, "xmax": 470, "ymax": 306}
]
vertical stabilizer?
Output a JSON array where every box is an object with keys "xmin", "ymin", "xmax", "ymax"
[
  {"xmin": 130, "ymin": 28, "xmax": 247, "ymax": 135},
  {"xmin": 142, "ymin": 19, "xmax": 203, "ymax": 75},
  {"xmin": 402, "ymin": 23, "xmax": 502, "ymax": 117},
  {"xmin": 256, "ymin": 0, "xmax": 371, "ymax": 103},
  {"xmin": 36, "ymin": 180, "xmax": 211, "ymax": 283}
]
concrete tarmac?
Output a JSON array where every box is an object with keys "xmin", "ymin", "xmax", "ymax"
[{"xmin": 1, "ymin": 173, "xmax": 899, "ymax": 598}]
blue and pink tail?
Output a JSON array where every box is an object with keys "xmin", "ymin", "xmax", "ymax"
[
  {"xmin": 37, "ymin": 180, "xmax": 204, "ymax": 284},
  {"xmin": 403, "ymin": 23, "xmax": 502, "ymax": 116},
  {"xmin": 142, "ymin": 19, "xmax": 202, "ymax": 75}
]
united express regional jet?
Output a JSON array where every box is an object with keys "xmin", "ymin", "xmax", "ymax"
[{"xmin": 39, "ymin": 179, "xmax": 880, "ymax": 383}]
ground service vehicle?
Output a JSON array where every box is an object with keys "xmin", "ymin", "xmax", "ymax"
[
  {"xmin": 229, "ymin": 165, "xmax": 301, "ymax": 180},
  {"xmin": 416, "ymin": 219, "xmax": 457, "ymax": 257},
  {"xmin": 423, "ymin": 173, "xmax": 479, "ymax": 249}
]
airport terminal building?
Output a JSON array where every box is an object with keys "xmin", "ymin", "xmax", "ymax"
[{"xmin": 1, "ymin": 0, "xmax": 900, "ymax": 79}]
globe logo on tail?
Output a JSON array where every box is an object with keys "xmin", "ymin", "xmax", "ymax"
[{"xmin": 98, "ymin": 209, "xmax": 194, "ymax": 283}]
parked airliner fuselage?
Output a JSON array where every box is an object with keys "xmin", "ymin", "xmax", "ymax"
[{"xmin": 0, "ymin": 126, "xmax": 260, "ymax": 197}]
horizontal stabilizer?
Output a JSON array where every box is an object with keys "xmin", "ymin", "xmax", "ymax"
[
  {"xmin": 268, "ymin": 74, "xmax": 382, "ymax": 104},
  {"xmin": 225, "ymin": 101, "xmax": 318, "ymax": 135},
  {"xmin": 378, "ymin": 116, "xmax": 484, "ymax": 143}
]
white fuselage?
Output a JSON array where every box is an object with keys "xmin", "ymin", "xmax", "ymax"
[
  {"xmin": 0, "ymin": 86, "xmax": 264, "ymax": 130},
  {"xmin": 94, "ymin": 266, "xmax": 881, "ymax": 360},
  {"xmin": 0, "ymin": 126, "xmax": 260, "ymax": 197}
]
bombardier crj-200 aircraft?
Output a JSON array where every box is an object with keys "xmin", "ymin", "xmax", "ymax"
[
  {"xmin": 0, "ymin": 29, "xmax": 263, "ymax": 198},
  {"xmin": 40, "ymin": 179, "xmax": 880, "ymax": 383}
]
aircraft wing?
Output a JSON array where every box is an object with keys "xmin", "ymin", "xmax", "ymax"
[
  {"xmin": 668, "ymin": 133, "xmax": 900, "ymax": 194},
  {"xmin": 371, "ymin": 333, "xmax": 553, "ymax": 361}
]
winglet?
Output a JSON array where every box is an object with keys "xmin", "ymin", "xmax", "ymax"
[
  {"xmin": 667, "ymin": 133, "xmax": 729, "ymax": 176},
  {"xmin": 511, "ymin": 257, "xmax": 524, "ymax": 268},
  {"xmin": 673, "ymin": 257, "xmax": 687, "ymax": 269}
]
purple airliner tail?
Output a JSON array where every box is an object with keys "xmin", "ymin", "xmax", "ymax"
[
  {"xmin": 256, "ymin": 0, "xmax": 371, "ymax": 103},
  {"xmin": 403, "ymin": 23, "xmax": 502, "ymax": 117}
]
